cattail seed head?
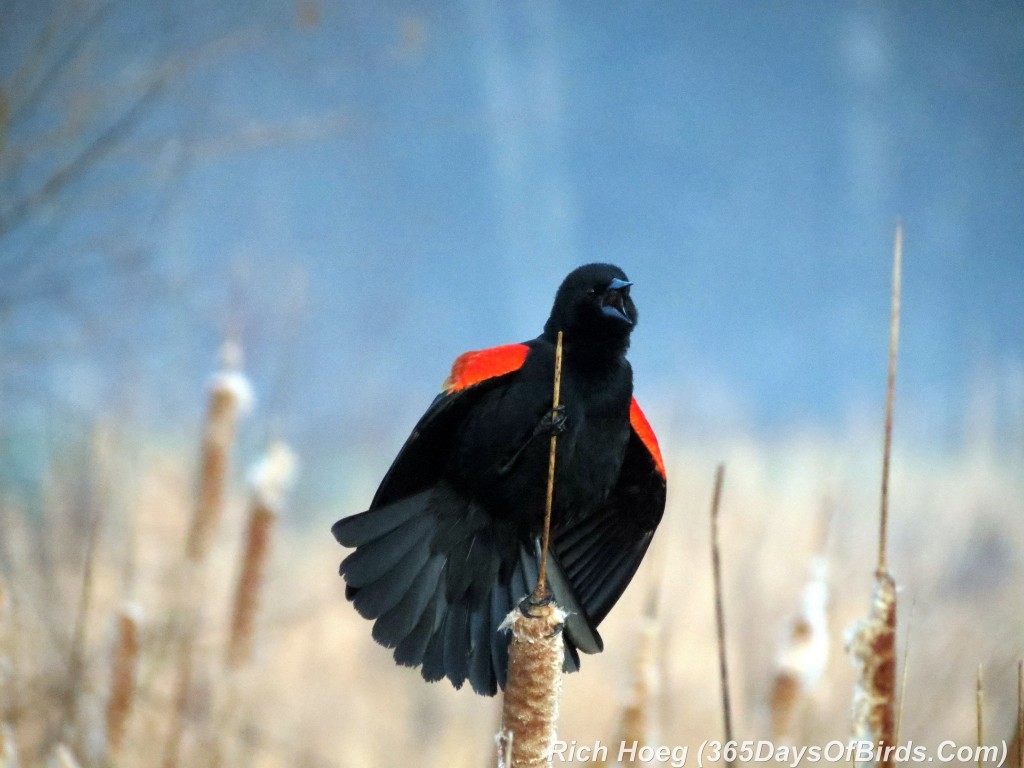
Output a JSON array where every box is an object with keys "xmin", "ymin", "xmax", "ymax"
[
  {"xmin": 226, "ymin": 502, "xmax": 276, "ymax": 670},
  {"xmin": 497, "ymin": 601, "xmax": 566, "ymax": 768},
  {"xmin": 185, "ymin": 344, "xmax": 252, "ymax": 562},
  {"xmin": 105, "ymin": 605, "xmax": 141, "ymax": 754},
  {"xmin": 848, "ymin": 572, "xmax": 897, "ymax": 768}
]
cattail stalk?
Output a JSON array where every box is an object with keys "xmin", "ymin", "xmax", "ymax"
[
  {"xmin": 496, "ymin": 602, "xmax": 566, "ymax": 768},
  {"xmin": 105, "ymin": 606, "xmax": 140, "ymax": 756},
  {"xmin": 1016, "ymin": 660, "xmax": 1022, "ymax": 768},
  {"xmin": 226, "ymin": 502, "xmax": 275, "ymax": 670},
  {"xmin": 849, "ymin": 222, "xmax": 903, "ymax": 768},
  {"xmin": 600, "ymin": 589, "xmax": 661, "ymax": 767},
  {"xmin": 0, "ymin": 578, "xmax": 9, "ymax": 687},
  {"xmin": 878, "ymin": 221, "xmax": 901, "ymax": 575},
  {"xmin": 0, "ymin": 583, "xmax": 15, "ymax": 768},
  {"xmin": 536, "ymin": 331, "xmax": 563, "ymax": 598},
  {"xmin": 894, "ymin": 600, "xmax": 916, "ymax": 746},
  {"xmin": 710, "ymin": 465, "xmax": 735, "ymax": 767},
  {"xmin": 210, "ymin": 443, "xmax": 295, "ymax": 768},
  {"xmin": 0, "ymin": 723, "xmax": 18, "ymax": 768},
  {"xmin": 976, "ymin": 665, "xmax": 984, "ymax": 768},
  {"xmin": 497, "ymin": 332, "xmax": 565, "ymax": 768},
  {"xmin": 163, "ymin": 341, "xmax": 252, "ymax": 768},
  {"xmin": 50, "ymin": 745, "xmax": 81, "ymax": 768}
]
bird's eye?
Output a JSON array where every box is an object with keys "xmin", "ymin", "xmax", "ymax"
[{"xmin": 587, "ymin": 287, "xmax": 599, "ymax": 296}]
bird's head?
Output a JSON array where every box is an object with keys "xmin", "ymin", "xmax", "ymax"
[{"xmin": 543, "ymin": 263, "xmax": 638, "ymax": 348}]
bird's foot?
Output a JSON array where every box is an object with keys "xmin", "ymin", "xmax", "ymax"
[
  {"xmin": 517, "ymin": 589, "xmax": 555, "ymax": 619},
  {"xmin": 534, "ymin": 404, "xmax": 567, "ymax": 438},
  {"xmin": 497, "ymin": 406, "xmax": 565, "ymax": 475}
]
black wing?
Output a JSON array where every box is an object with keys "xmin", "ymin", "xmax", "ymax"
[
  {"xmin": 551, "ymin": 410, "xmax": 666, "ymax": 627},
  {"xmin": 369, "ymin": 343, "xmax": 534, "ymax": 510}
]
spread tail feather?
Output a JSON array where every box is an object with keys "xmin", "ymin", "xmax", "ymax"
[{"xmin": 333, "ymin": 482, "xmax": 598, "ymax": 694}]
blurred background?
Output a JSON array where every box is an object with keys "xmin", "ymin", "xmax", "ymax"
[
  {"xmin": 2, "ymin": 0, "xmax": 1022, "ymax": 506},
  {"xmin": 0, "ymin": 2, "xmax": 1022, "ymax": 767}
]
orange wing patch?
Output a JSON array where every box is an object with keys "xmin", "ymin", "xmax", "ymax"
[
  {"xmin": 443, "ymin": 343, "xmax": 530, "ymax": 393},
  {"xmin": 630, "ymin": 398, "xmax": 666, "ymax": 480}
]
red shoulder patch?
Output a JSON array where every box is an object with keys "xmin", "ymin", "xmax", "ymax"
[
  {"xmin": 443, "ymin": 344, "xmax": 530, "ymax": 393},
  {"xmin": 630, "ymin": 398, "xmax": 666, "ymax": 480}
]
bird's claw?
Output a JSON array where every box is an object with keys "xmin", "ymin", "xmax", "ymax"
[
  {"xmin": 517, "ymin": 589, "xmax": 555, "ymax": 618},
  {"xmin": 535, "ymin": 404, "xmax": 567, "ymax": 438},
  {"xmin": 497, "ymin": 407, "xmax": 567, "ymax": 476}
]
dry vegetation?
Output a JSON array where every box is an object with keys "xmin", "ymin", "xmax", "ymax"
[
  {"xmin": 1, "ymin": 393, "xmax": 1021, "ymax": 767},
  {"xmin": 1, "ymin": 312, "xmax": 1023, "ymax": 765}
]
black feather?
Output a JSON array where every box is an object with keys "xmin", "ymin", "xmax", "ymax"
[
  {"xmin": 372, "ymin": 554, "xmax": 445, "ymax": 647},
  {"xmin": 333, "ymin": 263, "xmax": 666, "ymax": 695},
  {"xmin": 332, "ymin": 490, "xmax": 430, "ymax": 547}
]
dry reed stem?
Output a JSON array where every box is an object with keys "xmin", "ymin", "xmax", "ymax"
[
  {"xmin": 709, "ymin": 464, "xmax": 735, "ymax": 766},
  {"xmin": 894, "ymin": 600, "xmax": 915, "ymax": 746},
  {"xmin": 226, "ymin": 501, "xmax": 275, "ymax": 670},
  {"xmin": 164, "ymin": 342, "xmax": 251, "ymax": 768},
  {"xmin": 878, "ymin": 220, "xmax": 902, "ymax": 575},
  {"xmin": 0, "ymin": 723, "xmax": 18, "ymax": 768},
  {"xmin": 848, "ymin": 222, "xmax": 903, "ymax": 768},
  {"xmin": 56, "ymin": 494, "xmax": 105, "ymax": 746},
  {"xmin": 208, "ymin": 443, "xmax": 295, "ymax": 766},
  {"xmin": 105, "ymin": 606, "xmax": 140, "ymax": 755},
  {"xmin": 1016, "ymin": 660, "xmax": 1022, "ymax": 768},
  {"xmin": 975, "ymin": 664, "xmax": 984, "ymax": 768},
  {"xmin": 848, "ymin": 572, "xmax": 897, "ymax": 768},
  {"xmin": 769, "ymin": 555, "xmax": 829, "ymax": 741},
  {"xmin": 162, "ymin": 641, "xmax": 194, "ymax": 768},
  {"xmin": 496, "ymin": 602, "xmax": 566, "ymax": 768},
  {"xmin": 600, "ymin": 589, "xmax": 661, "ymax": 767},
  {"xmin": 0, "ymin": 579, "xmax": 9, "ymax": 686},
  {"xmin": 49, "ymin": 744, "xmax": 80, "ymax": 768},
  {"xmin": 0, "ymin": 584, "xmax": 15, "ymax": 768}
]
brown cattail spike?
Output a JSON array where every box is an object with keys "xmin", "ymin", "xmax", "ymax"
[
  {"xmin": 105, "ymin": 606, "xmax": 140, "ymax": 755},
  {"xmin": 185, "ymin": 340, "xmax": 252, "ymax": 562},
  {"xmin": 226, "ymin": 503, "xmax": 275, "ymax": 670},
  {"xmin": 849, "ymin": 572, "xmax": 897, "ymax": 768},
  {"xmin": 497, "ymin": 601, "xmax": 566, "ymax": 768},
  {"xmin": 226, "ymin": 442, "xmax": 295, "ymax": 670},
  {"xmin": 164, "ymin": 342, "xmax": 252, "ymax": 768}
]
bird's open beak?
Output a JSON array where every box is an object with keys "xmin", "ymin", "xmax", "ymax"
[{"xmin": 601, "ymin": 278, "xmax": 634, "ymax": 324}]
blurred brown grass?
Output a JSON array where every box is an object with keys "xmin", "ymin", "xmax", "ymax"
[{"xmin": 0, "ymin": 396, "xmax": 1022, "ymax": 766}]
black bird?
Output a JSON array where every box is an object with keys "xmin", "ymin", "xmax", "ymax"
[{"xmin": 332, "ymin": 263, "xmax": 666, "ymax": 695}]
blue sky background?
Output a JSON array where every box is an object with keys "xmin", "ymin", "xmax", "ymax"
[{"xmin": 1, "ymin": 1, "xmax": 1022, "ymax": 508}]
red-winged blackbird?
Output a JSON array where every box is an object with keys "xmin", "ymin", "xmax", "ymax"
[{"xmin": 332, "ymin": 263, "xmax": 666, "ymax": 695}]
